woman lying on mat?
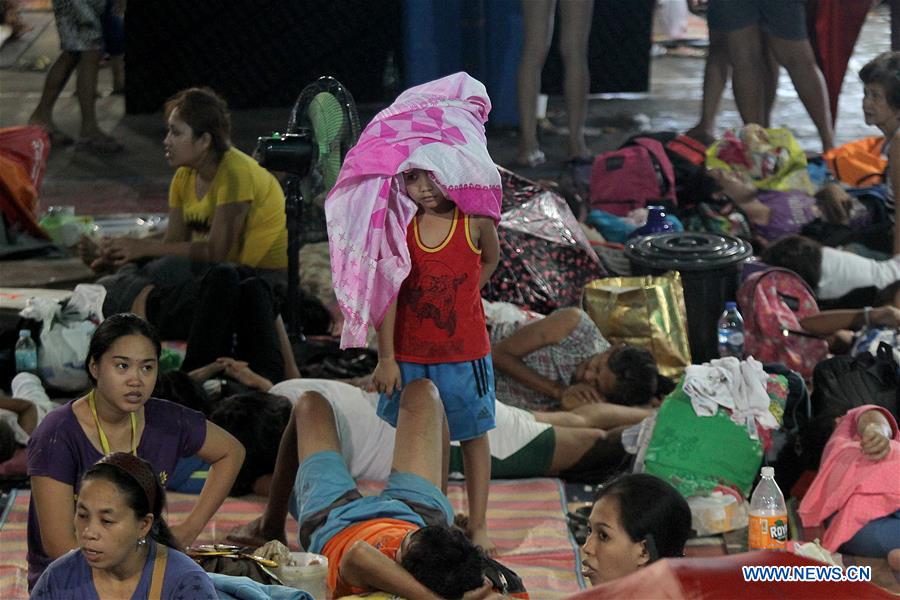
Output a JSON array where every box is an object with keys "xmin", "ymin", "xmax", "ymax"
[
  {"xmin": 31, "ymin": 453, "xmax": 217, "ymax": 599},
  {"xmin": 491, "ymin": 308, "xmax": 674, "ymax": 412},
  {"xmin": 25, "ymin": 314, "xmax": 244, "ymax": 590},
  {"xmin": 87, "ymin": 87, "xmax": 288, "ymax": 279},
  {"xmin": 580, "ymin": 473, "xmax": 692, "ymax": 586}
]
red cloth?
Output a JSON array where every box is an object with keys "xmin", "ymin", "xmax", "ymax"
[
  {"xmin": 394, "ymin": 206, "xmax": 490, "ymax": 363},
  {"xmin": 798, "ymin": 405, "xmax": 900, "ymax": 552},
  {"xmin": 564, "ymin": 551, "xmax": 895, "ymax": 599}
]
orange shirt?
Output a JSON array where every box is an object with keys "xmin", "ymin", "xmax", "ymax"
[{"xmin": 321, "ymin": 518, "xmax": 419, "ymax": 595}]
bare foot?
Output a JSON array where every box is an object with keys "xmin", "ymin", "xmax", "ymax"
[
  {"xmin": 469, "ymin": 525, "xmax": 497, "ymax": 557},
  {"xmin": 684, "ymin": 125, "xmax": 715, "ymax": 146},
  {"xmin": 226, "ymin": 516, "xmax": 287, "ymax": 548}
]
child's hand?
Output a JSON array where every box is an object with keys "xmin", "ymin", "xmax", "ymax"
[
  {"xmin": 371, "ymin": 358, "xmax": 402, "ymax": 395},
  {"xmin": 860, "ymin": 422, "xmax": 892, "ymax": 461}
]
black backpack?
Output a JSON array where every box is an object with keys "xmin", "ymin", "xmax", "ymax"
[{"xmin": 811, "ymin": 342, "xmax": 899, "ymax": 420}]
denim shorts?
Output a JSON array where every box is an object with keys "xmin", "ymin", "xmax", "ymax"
[
  {"xmin": 377, "ymin": 356, "xmax": 496, "ymax": 442},
  {"xmin": 707, "ymin": 0, "xmax": 808, "ymax": 40},
  {"xmin": 290, "ymin": 451, "xmax": 453, "ymax": 553}
]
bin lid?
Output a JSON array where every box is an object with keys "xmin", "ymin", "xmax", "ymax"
[{"xmin": 625, "ymin": 232, "xmax": 753, "ymax": 271}]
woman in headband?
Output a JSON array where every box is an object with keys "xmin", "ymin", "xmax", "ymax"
[{"xmin": 31, "ymin": 452, "xmax": 217, "ymax": 599}]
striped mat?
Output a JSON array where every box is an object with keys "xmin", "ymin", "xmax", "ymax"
[{"xmin": 0, "ymin": 478, "xmax": 584, "ymax": 598}]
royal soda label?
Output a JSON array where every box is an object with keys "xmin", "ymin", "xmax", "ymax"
[{"xmin": 748, "ymin": 513, "xmax": 788, "ymax": 550}]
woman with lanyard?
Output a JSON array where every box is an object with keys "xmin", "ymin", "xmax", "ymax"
[
  {"xmin": 31, "ymin": 452, "xmax": 218, "ymax": 599},
  {"xmin": 26, "ymin": 313, "xmax": 245, "ymax": 590}
]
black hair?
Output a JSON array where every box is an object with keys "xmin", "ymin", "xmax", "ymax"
[
  {"xmin": 595, "ymin": 473, "xmax": 691, "ymax": 560},
  {"xmin": 874, "ymin": 280, "xmax": 900, "ymax": 308},
  {"xmin": 81, "ymin": 453, "xmax": 181, "ymax": 550},
  {"xmin": 760, "ymin": 235, "xmax": 823, "ymax": 291},
  {"xmin": 399, "ymin": 526, "xmax": 485, "ymax": 599},
  {"xmin": 153, "ymin": 370, "xmax": 211, "ymax": 416},
  {"xmin": 85, "ymin": 314, "xmax": 162, "ymax": 385},
  {"xmin": 208, "ymin": 391, "xmax": 291, "ymax": 496},
  {"xmin": 606, "ymin": 346, "xmax": 665, "ymax": 407},
  {"xmin": 860, "ymin": 51, "xmax": 900, "ymax": 110},
  {"xmin": 0, "ymin": 420, "xmax": 17, "ymax": 464}
]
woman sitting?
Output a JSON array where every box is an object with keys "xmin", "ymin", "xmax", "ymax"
[
  {"xmin": 26, "ymin": 313, "xmax": 244, "ymax": 588},
  {"xmin": 491, "ymin": 307, "xmax": 671, "ymax": 411},
  {"xmin": 91, "ymin": 87, "xmax": 287, "ymax": 281},
  {"xmin": 580, "ymin": 473, "xmax": 692, "ymax": 585},
  {"xmin": 31, "ymin": 452, "xmax": 218, "ymax": 599}
]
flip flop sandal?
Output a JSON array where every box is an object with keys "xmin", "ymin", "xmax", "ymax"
[
  {"xmin": 513, "ymin": 148, "xmax": 546, "ymax": 168},
  {"xmin": 78, "ymin": 134, "xmax": 124, "ymax": 154}
]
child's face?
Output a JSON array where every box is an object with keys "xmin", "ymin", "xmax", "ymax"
[
  {"xmin": 403, "ymin": 169, "xmax": 451, "ymax": 211},
  {"xmin": 862, "ymin": 83, "xmax": 900, "ymax": 131}
]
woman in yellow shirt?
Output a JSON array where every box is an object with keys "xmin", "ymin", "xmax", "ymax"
[{"xmin": 99, "ymin": 88, "xmax": 288, "ymax": 273}]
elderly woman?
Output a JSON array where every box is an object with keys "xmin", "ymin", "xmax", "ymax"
[
  {"xmin": 93, "ymin": 87, "xmax": 287, "ymax": 278},
  {"xmin": 31, "ymin": 452, "xmax": 217, "ymax": 599},
  {"xmin": 491, "ymin": 307, "xmax": 671, "ymax": 411}
]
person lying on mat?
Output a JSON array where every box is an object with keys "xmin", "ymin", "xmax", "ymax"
[
  {"xmin": 86, "ymin": 87, "xmax": 288, "ymax": 279},
  {"xmin": 580, "ymin": 473, "xmax": 692, "ymax": 586},
  {"xmin": 25, "ymin": 314, "xmax": 244, "ymax": 590},
  {"xmin": 31, "ymin": 453, "xmax": 218, "ymax": 599},
  {"xmin": 206, "ymin": 375, "xmax": 654, "ymax": 500},
  {"xmin": 231, "ymin": 379, "xmax": 487, "ymax": 598},
  {"xmin": 490, "ymin": 308, "xmax": 673, "ymax": 412}
]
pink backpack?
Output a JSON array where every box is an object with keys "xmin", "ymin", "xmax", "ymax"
[
  {"xmin": 737, "ymin": 268, "xmax": 828, "ymax": 380},
  {"xmin": 589, "ymin": 137, "xmax": 677, "ymax": 216}
]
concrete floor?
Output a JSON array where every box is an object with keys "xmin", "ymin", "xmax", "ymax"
[{"xmin": 0, "ymin": 4, "xmax": 893, "ymax": 217}]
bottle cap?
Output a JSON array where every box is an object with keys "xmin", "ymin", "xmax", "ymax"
[
  {"xmin": 19, "ymin": 329, "xmax": 31, "ymax": 337},
  {"xmin": 725, "ymin": 301, "xmax": 737, "ymax": 310},
  {"xmin": 761, "ymin": 466, "xmax": 774, "ymax": 478}
]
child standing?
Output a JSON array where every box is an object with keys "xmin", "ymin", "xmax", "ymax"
[
  {"xmin": 326, "ymin": 73, "xmax": 504, "ymax": 554},
  {"xmin": 372, "ymin": 167, "xmax": 499, "ymax": 553}
]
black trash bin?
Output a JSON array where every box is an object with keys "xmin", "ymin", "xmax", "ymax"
[{"xmin": 625, "ymin": 232, "xmax": 753, "ymax": 364}]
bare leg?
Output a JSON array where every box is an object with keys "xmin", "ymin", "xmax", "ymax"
[
  {"xmin": 227, "ymin": 391, "xmax": 340, "ymax": 546},
  {"xmin": 390, "ymin": 379, "xmax": 448, "ymax": 489},
  {"xmin": 767, "ymin": 35, "xmax": 834, "ymax": 151},
  {"xmin": 558, "ymin": 0, "xmax": 595, "ymax": 160},
  {"xmin": 275, "ymin": 315, "xmax": 301, "ymax": 380},
  {"xmin": 547, "ymin": 427, "xmax": 605, "ymax": 473},
  {"xmin": 460, "ymin": 435, "xmax": 494, "ymax": 555},
  {"xmin": 725, "ymin": 24, "xmax": 768, "ymax": 126},
  {"xmin": 516, "ymin": 0, "xmax": 556, "ymax": 165},
  {"xmin": 889, "ymin": 548, "xmax": 900, "ymax": 571},
  {"xmin": 75, "ymin": 49, "xmax": 102, "ymax": 138},
  {"xmin": 29, "ymin": 50, "xmax": 79, "ymax": 140},
  {"xmin": 761, "ymin": 42, "xmax": 779, "ymax": 127},
  {"xmin": 687, "ymin": 29, "xmax": 729, "ymax": 145}
]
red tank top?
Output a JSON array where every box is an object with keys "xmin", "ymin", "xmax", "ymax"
[{"xmin": 394, "ymin": 207, "xmax": 490, "ymax": 363}]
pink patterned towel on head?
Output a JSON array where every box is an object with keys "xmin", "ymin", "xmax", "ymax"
[{"xmin": 325, "ymin": 72, "xmax": 502, "ymax": 348}]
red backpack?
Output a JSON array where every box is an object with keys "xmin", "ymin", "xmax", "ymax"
[
  {"xmin": 590, "ymin": 137, "xmax": 677, "ymax": 216},
  {"xmin": 737, "ymin": 268, "xmax": 828, "ymax": 381}
]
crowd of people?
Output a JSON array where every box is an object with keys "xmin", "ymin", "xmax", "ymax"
[{"xmin": 2, "ymin": 2, "xmax": 900, "ymax": 599}]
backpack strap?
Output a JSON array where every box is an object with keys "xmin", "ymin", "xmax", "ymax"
[{"xmin": 149, "ymin": 543, "xmax": 168, "ymax": 598}]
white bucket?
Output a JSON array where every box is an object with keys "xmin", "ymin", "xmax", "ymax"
[{"xmin": 277, "ymin": 552, "xmax": 329, "ymax": 600}]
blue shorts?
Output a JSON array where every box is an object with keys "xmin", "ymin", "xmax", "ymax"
[
  {"xmin": 378, "ymin": 356, "xmax": 496, "ymax": 442},
  {"xmin": 289, "ymin": 451, "xmax": 453, "ymax": 553},
  {"xmin": 839, "ymin": 509, "xmax": 900, "ymax": 557},
  {"xmin": 707, "ymin": 0, "xmax": 807, "ymax": 40}
]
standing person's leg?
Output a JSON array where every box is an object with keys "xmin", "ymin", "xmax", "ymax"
[
  {"xmin": 28, "ymin": 51, "xmax": 79, "ymax": 144},
  {"xmin": 761, "ymin": 41, "xmax": 779, "ymax": 127},
  {"xmin": 516, "ymin": 0, "xmax": 557, "ymax": 166},
  {"xmin": 708, "ymin": 0, "xmax": 767, "ymax": 126},
  {"xmin": 459, "ymin": 435, "xmax": 493, "ymax": 553},
  {"xmin": 687, "ymin": 29, "xmax": 730, "ymax": 144},
  {"xmin": 763, "ymin": 0, "xmax": 834, "ymax": 151},
  {"xmin": 557, "ymin": 0, "xmax": 594, "ymax": 161}
]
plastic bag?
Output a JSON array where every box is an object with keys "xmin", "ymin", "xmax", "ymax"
[
  {"xmin": 19, "ymin": 284, "xmax": 106, "ymax": 391},
  {"xmin": 484, "ymin": 167, "xmax": 606, "ymax": 314}
]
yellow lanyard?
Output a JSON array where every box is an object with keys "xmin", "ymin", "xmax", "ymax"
[{"xmin": 88, "ymin": 390, "xmax": 138, "ymax": 456}]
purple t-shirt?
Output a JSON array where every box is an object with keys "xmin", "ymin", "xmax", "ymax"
[
  {"xmin": 26, "ymin": 398, "xmax": 207, "ymax": 589},
  {"xmin": 755, "ymin": 190, "xmax": 818, "ymax": 241},
  {"xmin": 31, "ymin": 541, "xmax": 217, "ymax": 599}
]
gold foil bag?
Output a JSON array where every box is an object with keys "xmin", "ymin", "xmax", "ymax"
[{"xmin": 583, "ymin": 271, "xmax": 691, "ymax": 378}]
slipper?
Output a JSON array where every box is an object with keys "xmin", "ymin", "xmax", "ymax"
[
  {"xmin": 513, "ymin": 148, "xmax": 546, "ymax": 168},
  {"xmin": 77, "ymin": 134, "xmax": 124, "ymax": 154},
  {"xmin": 564, "ymin": 155, "xmax": 594, "ymax": 168}
]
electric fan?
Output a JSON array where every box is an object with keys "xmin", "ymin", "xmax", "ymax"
[{"xmin": 255, "ymin": 76, "xmax": 361, "ymax": 338}]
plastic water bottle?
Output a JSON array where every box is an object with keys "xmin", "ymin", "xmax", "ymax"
[
  {"xmin": 14, "ymin": 329, "xmax": 38, "ymax": 374},
  {"xmin": 748, "ymin": 466, "xmax": 788, "ymax": 550},
  {"xmin": 717, "ymin": 301, "xmax": 744, "ymax": 358}
]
